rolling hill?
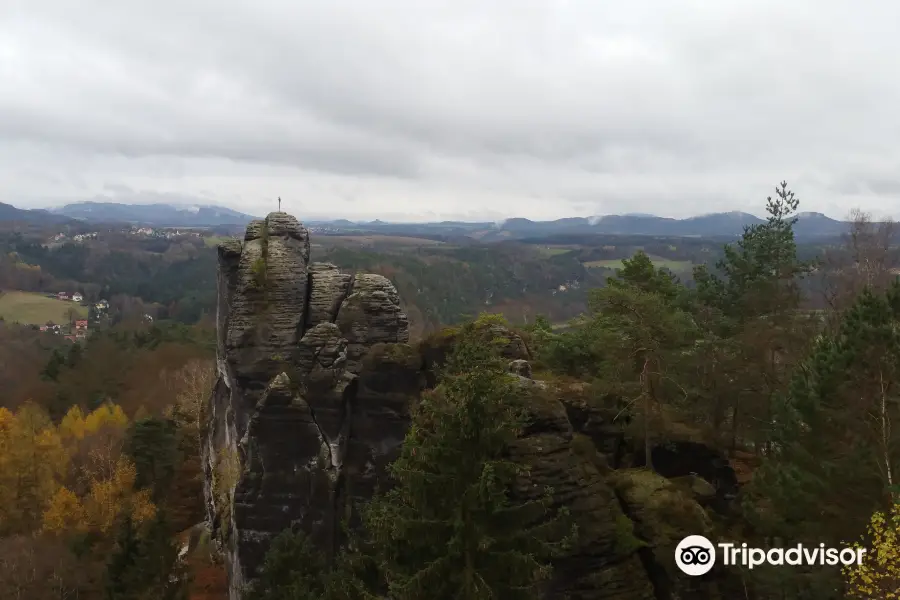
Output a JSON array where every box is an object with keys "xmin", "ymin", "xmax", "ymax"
[
  {"xmin": 314, "ymin": 211, "xmax": 852, "ymax": 240},
  {"xmin": 0, "ymin": 202, "xmax": 74, "ymax": 225},
  {"xmin": 50, "ymin": 202, "xmax": 258, "ymax": 227},
  {"xmin": 0, "ymin": 200, "xmax": 861, "ymax": 239}
]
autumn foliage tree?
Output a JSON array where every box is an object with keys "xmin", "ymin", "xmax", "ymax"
[
  {"xmin": 0, "ymin": 401, "xmax": 68, "ymax": 534},
  {"xmin": 844, "ymin": 502, "xmax": 900, "ymax": 599}
]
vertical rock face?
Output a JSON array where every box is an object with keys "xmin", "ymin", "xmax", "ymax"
[{"xmin": 203, "ymin": 213, "xmax": 411, "ymax": 599}]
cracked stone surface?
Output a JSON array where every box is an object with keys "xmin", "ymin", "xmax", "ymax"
[{"xmin": 202, "ymin": 213, "xmax": 412, "ymax": 600}]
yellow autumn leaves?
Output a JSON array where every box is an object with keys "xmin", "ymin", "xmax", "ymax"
[
  {"xmin": 844, "ymin": 503, "xmax": 900, "ymax": 598},
  {"xmin": 0, "ymin": 401, "xmax": 156, "ymax": 539}
]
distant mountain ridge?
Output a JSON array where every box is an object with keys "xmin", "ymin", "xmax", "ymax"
[
  {"xmin": 0, "ymin": 201, "xmax": 863, "ymax": 238},
  {"xmin": 0, "ymin": 202, "xmax": 73, "ymax": 225},
  {"xmin": 49, "ymin": 202, "xmax": 259, "ymax": 227},
  {"xmin": 309, "ymin": 211, "xmax": 852, "ymax": 240}
]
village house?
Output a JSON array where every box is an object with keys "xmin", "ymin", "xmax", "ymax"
[
  {"xmin": 72, "ymin": 293, "xmax": 83, "ymax": 302},
  {"xmin": 57, "ymin": 292, "xmax": 69, "ymax": 301},
  {"xmin": 74, "ymin": 320, "xmax": 88, "ymax": 331}
]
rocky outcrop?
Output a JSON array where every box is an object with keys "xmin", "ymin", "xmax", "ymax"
[
  {"xmin": 203, "ymin": 213, "xmax": 411, "ymax": 599},
  {"xmin": 560, "ymin": 385, "xmax": 630, "ymax": 469},
  {"xmin": 631, "ymin": 441, "xmax": 739, "ymax": 514},
  {"xmin": 610, "ymin": 470, "xmax": 730, "ymax": 599},
  {"xmin": 204, "ymin": 213, "xmax": 732, "ymax": 600},
  {"xmin": 512, "ymin": 392, "xmax": 657, "ymax": 599},
  {"xmin": 419, "ymin": 319, "xmax": 532, "ymax": 386}
]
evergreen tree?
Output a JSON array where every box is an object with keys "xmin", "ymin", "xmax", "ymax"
[
  {"xmin": 123, "ymin": 417, "xmax": 180, "ymax": 502},
  {"xmin": 690, "ymin": 182, "xmax": 815, "ymax": 452},
  {"xmin": 589, "ymin": 282, "xmax": 696, "ymax": 468},
  {"xmin": 607, "ymin": 250, "xmax": 680, "ymax": 302},
  {"xmin": 105, "ymin": 516, "xmax": 141, "ymax": 600},
  {"xmin": 42, "ymin": 348, "xmax": 66, "ymax": 381},
  {"xmin": 246, "ymin": 529, "xmax": 328, "ymax": 600},
  {"xmin": 752, "ymin": 281, "xmax": 900, "ymax": 544},
  {"xmin": 693, "ymin": 181, "xmax": 809, "ymax": 324},
  {"xmin": 104, "ymin": 511, "xmax": 185, "ymax": 600},
  {"xmin": 362, "ymin": 322, "xmax": 572, "ymax": 600}
]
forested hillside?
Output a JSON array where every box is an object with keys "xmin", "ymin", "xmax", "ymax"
[
  {"xmin": 0, "ymin": 212, "xmax": 855, "ymax": 334},
  {"xmin": 0, "ymin": 320, "xmax": 223, "ymax": 598},
  {"xmin": 232, "ymin": 184, "xmax": 900, "ymax": 600},
  {"xmin": 1, "ymin": 184, "xmax": 898, "ymax": 599}
]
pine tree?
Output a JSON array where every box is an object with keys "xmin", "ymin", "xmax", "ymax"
[
  {"xmin": 123, "ymin": 417, "xmax": 180, "ymax": 502},
  {"xmin": 104, "ymin": 511, "xmax": 185, "ymax": 600},
  {"xmin": 694, "ymin": 181, "xmax": 809, "ymax": 324},
  {"xmin": 105, "ymin": 516, "xmax": 141, "ymax": 600},
  {"xmin": 752, "ymin": 281, "xmax": 900, "ymax": 547},
  {"xmin": 246, "ymin": 529, "xmax": 328, "ymax": 600},
  {"xmin": 690, "ymin": 182, "xmax": 815, "ymax": 452},
  {"xmin": 362, "ymin": 323, "xmax": 572, "ymax": 600},
  {"xmin": 589, "ymin": 282, "xmax": 696, "ymax": 469},
  {"xmin": 607, "ymin": 250, "xmax": 680, "ymax": 302}
]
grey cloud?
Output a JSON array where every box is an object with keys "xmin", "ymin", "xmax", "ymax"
[
  {"xmin": 103, "ymin": 183, "xmax": 134, "ymax": 194},
  {"xmin": 2, "ymin": 0, "xmax": 900, "ymax": 219},
  {"xmin": 832, "ymin": 175, "xmax": 900, "ymax": 197},
  {"xmin": 82, "ymin": 190, "xmax": 214, "ymax": 206}
]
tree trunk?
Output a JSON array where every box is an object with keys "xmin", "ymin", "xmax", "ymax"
[
  {"xmin": 463, "ymin": 506, "xmax": 475, "ymax": 600},
  {"xmin": 880, "ymin": 369, "xmax": 895, "ymax": 502},
  {"xmin": 731, "ymin": 400, "xmax": 740, "ymax": 456},
  {"xmin": 642, "ymin": 357, "xmax": 653, "ymax": 471}
]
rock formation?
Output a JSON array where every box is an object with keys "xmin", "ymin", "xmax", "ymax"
[
  {"xmin": 203, "ymin": 213, "xmax": 413, "ymax": 599},
  {"xmin": 205, "ymin": 212, "xmax": 738, "ymax": 599}
]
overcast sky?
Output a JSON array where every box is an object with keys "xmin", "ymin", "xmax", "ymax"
[{"xmin": 3, "ymin": 1, "xmax": 900, "ymax": 222}]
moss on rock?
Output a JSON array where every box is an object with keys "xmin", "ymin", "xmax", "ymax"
[{"xmin": 363, "ymin": 342, "xmax": 422, "ymax": 370}]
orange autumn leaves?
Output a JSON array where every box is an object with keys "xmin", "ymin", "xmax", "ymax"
[{"xmin": 0, "ymin": 401, "xmax": 156, "ymax": 538}]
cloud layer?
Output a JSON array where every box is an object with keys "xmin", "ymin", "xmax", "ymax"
[{"xmin": 3, "ymin": 1, "xmax": 900, "ymax": 221}]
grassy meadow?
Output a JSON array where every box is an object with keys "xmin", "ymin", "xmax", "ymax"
[
  {"xmin": 0, "ymin": 291, "xmax": 89, "ymax": 325},
  {"xmin": 584, "ymin": 254, "xmax": 694, "ymax": 272}
]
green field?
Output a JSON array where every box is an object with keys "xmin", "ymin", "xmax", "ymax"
[
  {"xmin": 320, "ymin": 235, "xmax": 446, "ymax": 247},
  {"xmin": 535, "ymin": 246, "xmax": 574, "ymax": 258},
  {"xmin": 584, "ymin": 254, "xmax": 694, "ymax": 272},
  {"xmin": 203, "ymin": 235, "xmax": 239, "ymax": 247},
  {"xmin": 0, "ymin": 291, "xmax": 89, "ymax": 325}
]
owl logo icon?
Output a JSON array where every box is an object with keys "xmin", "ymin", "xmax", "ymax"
[{"xmin": 675, "ymin": 535, "xmax": 716, "ymax": 576}]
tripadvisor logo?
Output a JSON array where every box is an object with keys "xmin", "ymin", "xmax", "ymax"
[
  {"xmin": 675, "ymin": 535, "xmax": 866, "ymax": 576},
  {"xmin": 676, "ymin": 535, "xmax": 716, "ymax": 576}
]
